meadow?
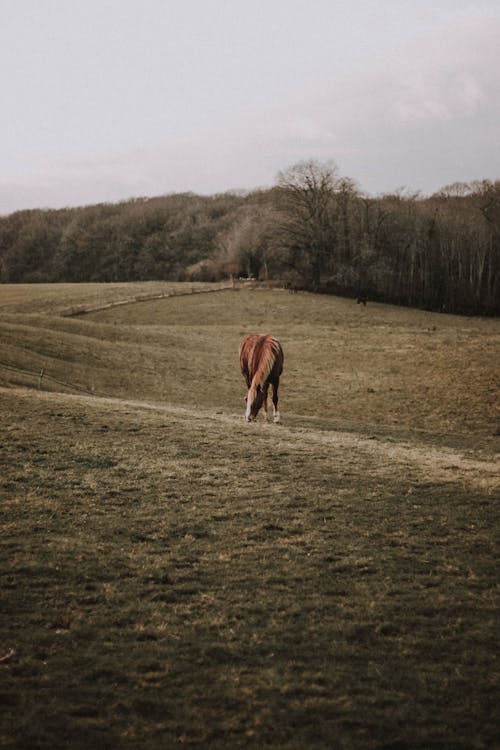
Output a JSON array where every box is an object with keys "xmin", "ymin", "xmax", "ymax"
[{"xmin": 1, "ymin": 282, "xmax": 499, "ymax": 749}]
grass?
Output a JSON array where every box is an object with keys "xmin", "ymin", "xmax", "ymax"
[
  {"xmin": 1, "ymin": 284, "xmax": 499, "ymax": 438},
  {"xmin": 0, "ymin": 283, "xmax": 499, "ymax": 749}
]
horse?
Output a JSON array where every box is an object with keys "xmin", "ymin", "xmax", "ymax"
[{"xmin": 239, "ymin": 334, "xmax": 284, "ymax": 423}]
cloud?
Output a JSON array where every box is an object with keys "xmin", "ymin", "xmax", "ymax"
[
  {"xmin": 390, "ymin": 68, "xmax": 486, "ymax": 124},
  {"xmin": 1, "ymin": 15, "xmax": 499, "ymax": 213},
  {"xmin": 254, "ymin": 17, "xmax": 500, "ymax": 193}
]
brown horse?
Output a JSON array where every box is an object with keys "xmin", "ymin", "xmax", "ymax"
[{"xmin": 239, "ymin": 334, "xmax": 284, "ymax": 423}]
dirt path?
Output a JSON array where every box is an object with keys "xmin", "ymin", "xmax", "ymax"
[
  {"xmin": 61, "ymin": 281, "xmax": 235, "ymax": 317},
  {"xmin": 5, "ymin": 386, "xmax": 498, "ymax": 492}
]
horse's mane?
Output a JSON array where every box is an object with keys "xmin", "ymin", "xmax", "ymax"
[{"xmin": 240, "ymin": 334, "xmax": 283, "ymax": 393}]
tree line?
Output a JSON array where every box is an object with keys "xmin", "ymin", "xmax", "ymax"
[{"xmin": 1, "ymin": 160, "xmax": 499, "ymax": 315}]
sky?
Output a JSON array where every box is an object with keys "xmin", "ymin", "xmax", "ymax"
[{"xmin": 1, "ymin": 0, "xmax": 499, "ymax": 214}]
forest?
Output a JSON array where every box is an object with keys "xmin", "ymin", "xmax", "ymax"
[{"xmin": 1, "ymin": 160, "xmax": 499, "ymax": 315}]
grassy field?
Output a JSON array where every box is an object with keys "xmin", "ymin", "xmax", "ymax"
[{"xmin": 1, "ymin": 283, "xmax": 499, "ymax": 749}]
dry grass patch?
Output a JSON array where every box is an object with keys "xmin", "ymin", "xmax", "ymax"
[
  {"xmin": 1, "ymin": 285, "xmax": 499, "ymax": 440},
  {"xmin": 1, "ymin": 387, "xmax": 499, "ymax": 749},
  {"xmin": 1, "ymin": 283, "xmax": 499, "ymax": 748}
]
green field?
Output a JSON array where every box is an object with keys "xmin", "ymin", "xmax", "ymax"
[{"xmin": 1, "ymin": 283, "xmax": 499, "ymax": 749}]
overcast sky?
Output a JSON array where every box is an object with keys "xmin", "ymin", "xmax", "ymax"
[{"xmin": 1, "ymin": 0, "xmax": 499, "ymax": 214}]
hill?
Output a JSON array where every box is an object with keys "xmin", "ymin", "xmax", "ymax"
[
  {"xmin": 1, "ymin": 282, "xmax": 499, "ymax": 437},
  {"xmin": 1, "ymin": 284, "xmax": 499, "ymax": 748}
]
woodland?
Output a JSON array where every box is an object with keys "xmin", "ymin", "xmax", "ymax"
[{"xmin": 1, "ymin": 160, "xmax": 499, "ymax": 315}]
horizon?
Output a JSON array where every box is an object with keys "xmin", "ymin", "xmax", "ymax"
[{"xmin": 2, "ymin": 171, "xmax": 498, "ymax": 219}]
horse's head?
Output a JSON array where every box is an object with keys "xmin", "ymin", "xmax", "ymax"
[{"xmin": 245, "ymin": 384, "xmax": 265, "ymax": 422}]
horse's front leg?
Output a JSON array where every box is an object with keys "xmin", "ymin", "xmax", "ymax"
[
  {"xmin": 262, "ymin": 383, "xmax": 270, "ymax": 421},
  {"xmin": 272, "ymin": 379, "xmax": 281, "ymax": 423},
  {"xmin": 244, "ymin": 390, "xmax": 252, "ymax": 422}
]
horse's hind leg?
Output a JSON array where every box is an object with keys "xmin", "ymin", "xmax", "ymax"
[{"xmin": 272, "ymin": 379, "xmax": 281, "ymax": 423}]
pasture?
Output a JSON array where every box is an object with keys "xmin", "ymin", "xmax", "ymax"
[{"xmin": 1, "ymin": 283, "xmax": 499, "ymax": 749}]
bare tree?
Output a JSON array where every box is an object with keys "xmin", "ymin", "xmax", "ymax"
[
  {"xmin": 275, "ymin": 160, "xmax": 338, "ymax": 288},
  {"xmin": 215, "ymin": 204, "xmax": 277, "ymax": 279}
]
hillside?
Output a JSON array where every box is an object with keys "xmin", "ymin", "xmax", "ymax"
[
  {"xmin": 1, "ymin": 284, "xmax": 499, "ymax": 749},
  {"xmin": 1, "ymin": 283, "xmax": 499, "ymax": 438}
]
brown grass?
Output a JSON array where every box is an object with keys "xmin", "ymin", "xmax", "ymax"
[{"xmin": 0, "ymin": 283, "xmax": 499, "ymax": 749}]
